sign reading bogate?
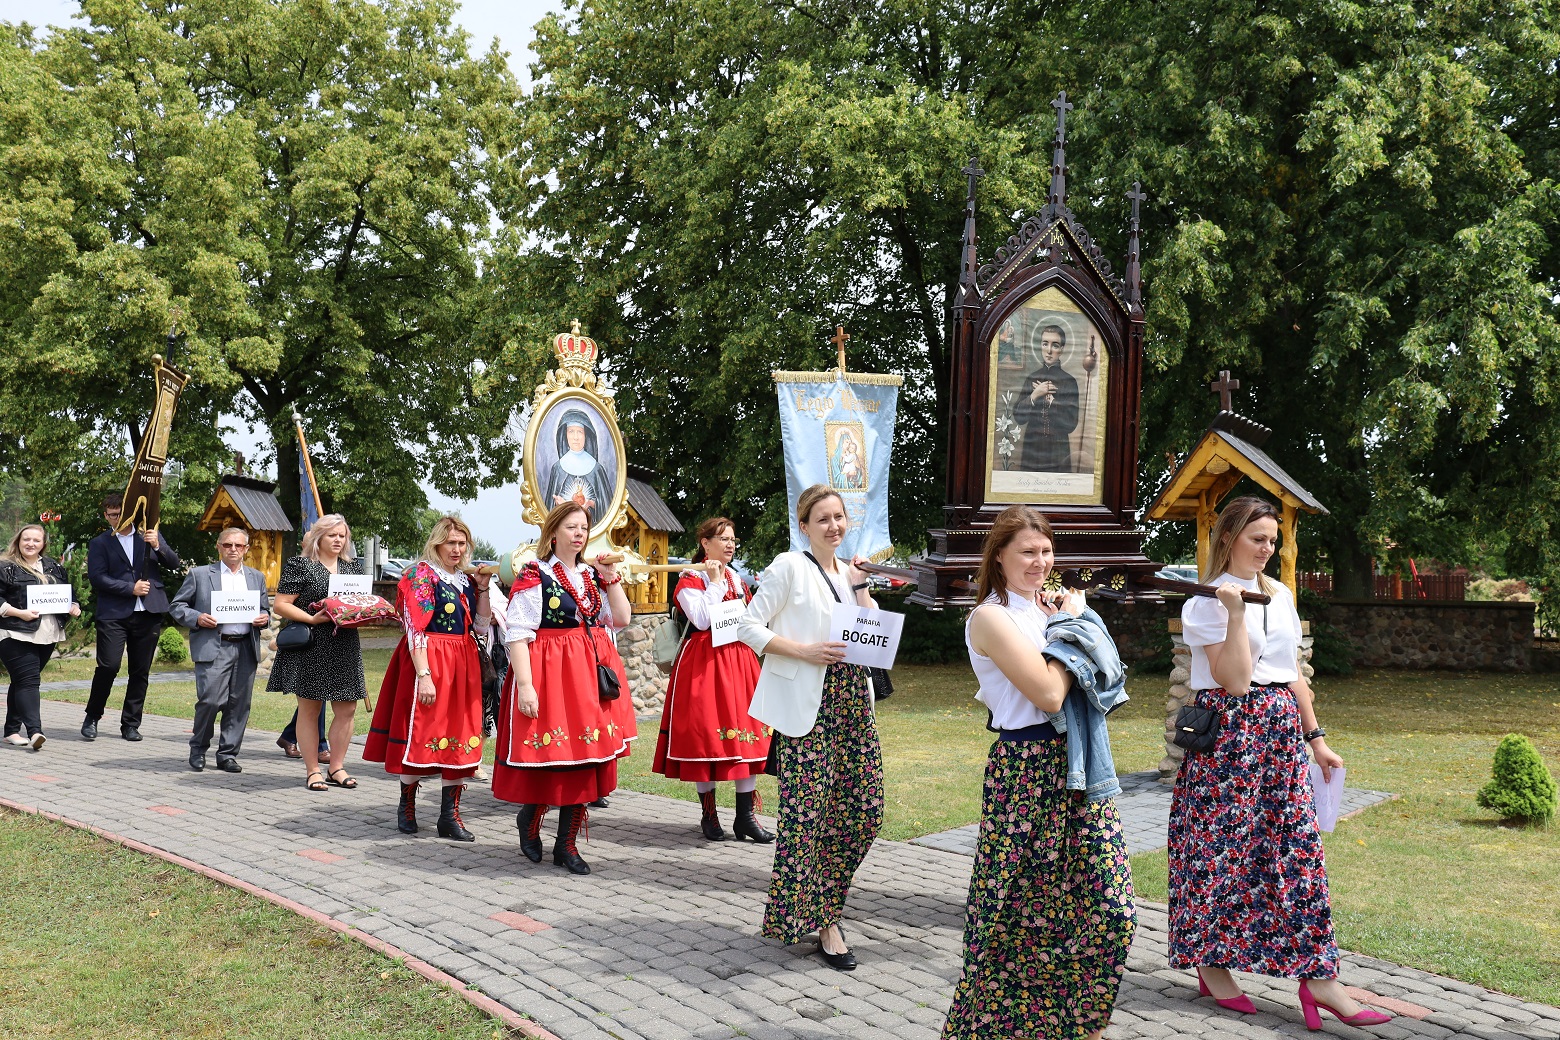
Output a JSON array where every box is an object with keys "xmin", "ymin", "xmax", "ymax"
[{"xmin": 828, "ymin": 603, "xmax": 905, "ymax": 670}]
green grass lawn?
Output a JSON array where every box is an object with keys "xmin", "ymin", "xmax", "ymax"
[
  {"xmin": 0, "ymin": 810, "xmax": 518, "ymax": 1039},
  {"xmin": 30, "ymin": 646, "xmax": 1560, "ymax": 1006}
]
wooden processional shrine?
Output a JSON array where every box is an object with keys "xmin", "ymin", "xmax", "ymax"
[{"xmin": 910, "ymin": 93, "xmax": 1161, "ymax": 607}]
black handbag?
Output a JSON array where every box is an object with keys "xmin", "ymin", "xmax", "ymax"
[
  {"xmin": 275, "ymin": 622, "xmax": 313, "ymax": 650},
  {"xmin": 1171, "ymin": 703, "xmax": 1221, "ymax": 754},
  {"xmin": 802, "ymin": 551, "xmax": 893, "ymax": 700},
  {"xmin": 585, "ymin": 616, "xmax": 621, "ymax": 702}
]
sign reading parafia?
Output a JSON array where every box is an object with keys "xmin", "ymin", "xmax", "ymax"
[
  {"xmin": 25, "ymin": 584, "xmax": 72, "ymax": 614},
  {"xmin": 328, "ymin": 574, "xmax": 372, "ymax": 596},
  {"xmin": 828, "ymin": 603, "xmax": 904, "ymax": 670},
  {"xmin": 709, "ymin": 598, "xmax": 746, "ymax": 648}
]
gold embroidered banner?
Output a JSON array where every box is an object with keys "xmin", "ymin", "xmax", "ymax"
[{"xmin": 115, "ymin": 353, "xmax": 189, "ymax": 534}]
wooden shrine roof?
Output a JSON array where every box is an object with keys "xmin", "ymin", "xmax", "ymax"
[
  {"xmin": 1149, "ymin": 412, "xmax": 1327, "ymax": 520},
  {"xmin": 625, "ymin": 465, "xmax": 684, "ymax": 533},
  {"xmin": 199, "ymin": 475, "xmax": 293, "ymax": 532}
]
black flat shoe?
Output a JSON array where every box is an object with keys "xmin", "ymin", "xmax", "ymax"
[
  {"xmin": 216, "ymin": 758, "xmax": 241, "ymax": 773},
  {"xmin": 81, "ymin": 718, "xmax": 98, "ymax": 741},
  {"xmin": 818, "ymin": 924, "xmax": 856, "ymax": 971},
  {"xmin": 121, "ymin": 728, "xmax": 142, "ymax": 742},
  {"xmin": 818, "ymin": 945, "xmax": 857, "ymax": 971},
  {"xmin": 589, "ymin": 797, "xmax": 609, "ymax": 808},
  {"xmin": 188, "ymin": 751, "xmax": 205, "ymax": 772}
]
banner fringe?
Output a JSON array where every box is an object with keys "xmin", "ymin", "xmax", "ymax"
[{"xmin": 771, "ymin": 370, "xmax": 905, "ymax": 387}]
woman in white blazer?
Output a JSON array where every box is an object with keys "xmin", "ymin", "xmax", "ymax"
[{"xmin": 737, "ymin": 484, "xmax": 882, "ymax": 971}]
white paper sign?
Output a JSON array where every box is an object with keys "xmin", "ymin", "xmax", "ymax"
[
  {"xmin": 25, "ymin": 584, "xmax": 72, "ymax": 614},
  {"xmin": 1308, "ymin": 763, "xmax": 1346, "ymax": 833},
  {"xmin": 328, "ymin": 574, "xmax": 372, "ymax": 596},
  {"xmin": 210, "ymin": 589, "xmax": 261, "ymax": 624},
  {"xmin": 709, "ymin": 599, "xmax": 746, "ymax": 647},
  {"xmin": 829, "ymin": 603, "xmax": 905, "ymax": 669}
]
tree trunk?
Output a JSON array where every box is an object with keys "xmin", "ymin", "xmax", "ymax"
[{"xmin": 273, "ymin": 423, "xmax": 303, "ymax": 559}]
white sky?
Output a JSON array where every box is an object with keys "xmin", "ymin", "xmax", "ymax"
[{"xmin": 2, "ymin": 0, "xmax": 562, "ymax": 553}]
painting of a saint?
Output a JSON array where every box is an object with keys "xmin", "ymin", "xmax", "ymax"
[
  {"xmin": 827, "ymin": 423, "xmax": 868, "ymax": 492},
  {"xmin": 987, "ymin": 286, "xmax": 1109, "ymax": 503},
  {"xmin": 1011, "ymin": 323, "xmax": 1082, "ymax": 471},
  {"xmin": 541, "ymin": 406, "xmax": 616, "ymax": 528}
]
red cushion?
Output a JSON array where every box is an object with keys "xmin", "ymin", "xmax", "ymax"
[{"xmin": 313, "ymin": 593, "xmax": 400, "ymax": 628}]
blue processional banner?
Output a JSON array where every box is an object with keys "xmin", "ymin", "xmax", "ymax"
[{"xmin": 773, "ymin": 370, "xmax": 903, "ymax": 563}]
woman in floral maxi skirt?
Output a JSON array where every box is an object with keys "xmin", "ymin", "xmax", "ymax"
[
  {"xmin": 943, "ymin": 506, "xmax": 1135, "ymax": 1040},
  {"xmin": 1168, "ymin": 497, "xmax": 1391, "ymax": 1030},
  {"xmin": 737, "ymin": 484, "xmax": 883, "ymax": 971}
]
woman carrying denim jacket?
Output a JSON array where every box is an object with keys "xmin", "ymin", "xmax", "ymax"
[{"xmin": 942, "ymin": 505, "xmax": 1135, "ymax": 1040}]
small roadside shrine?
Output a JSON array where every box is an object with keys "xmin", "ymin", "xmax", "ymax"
[
  {"xmin": 1148, "ymin": 374, "xmax": 1329, "ymax": 777},
  {"xmin": 1146, "ymin": 371, "xmax": 1328, "ymax": 596},
  {"xmin": 197, "ymin": 457, "xmax": 292, "ymax": 591}
]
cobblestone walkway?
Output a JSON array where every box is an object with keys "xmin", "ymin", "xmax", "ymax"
[
  {"xmin": 3, "ymin": 700, "xmax": 1556, "ymax": 1040},
  {"xmin": 912, "ymin": 771, "xmax": 1397, "ymax": 857}
]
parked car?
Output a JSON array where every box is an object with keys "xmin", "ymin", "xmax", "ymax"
[
  {"xmin": 1155, "ymin": 564, "xmax": 1201, "ymax": 584},
  {"xmin": 381, "ymin": 557, "xmax": 413, "ymax": 581}
]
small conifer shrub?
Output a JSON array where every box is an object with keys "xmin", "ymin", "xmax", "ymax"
[
  {"xmin": 157, "ymin": 625, "xmax": 189, "ymax": 664},
  {"xmin": 1476, "ymin": 734, "xmax": 1557, "ymax": 826}
]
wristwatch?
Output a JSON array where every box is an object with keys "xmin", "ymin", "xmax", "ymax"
[
  {"xmin": 416, "ymin": 669, "xmax": 432, "ymax": 678},
  {"xmin": 1303, "ymin": 727, "xmax": 1326, "ymax": 742}
]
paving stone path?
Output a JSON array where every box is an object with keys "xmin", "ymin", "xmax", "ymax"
[
  {"xmin": 912, "ymin": 771, "xmax": 1398, "ymax": 857},
  {"xmin": 4, "ymin": 699, "xmax": 1557, "ymax": 1040}
]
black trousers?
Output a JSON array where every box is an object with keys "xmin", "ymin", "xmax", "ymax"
[
  {"xmin": 0, "ymin": 639, "xmax": 54, "ymax": 737},
  {"xmin": 86, "ymin": 613, "xmax": 163, "ymax": 731}
]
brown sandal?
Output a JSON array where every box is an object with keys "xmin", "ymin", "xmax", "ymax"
[
  {"xmin": 305, "ymin": 771, "xmax": 327, "ymax": 791},
  {"xmin": 327, "ymin": 768, "xmax": 358, "ymax": 789}
]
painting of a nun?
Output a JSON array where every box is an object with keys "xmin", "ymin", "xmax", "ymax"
[{"xmin": 543, "ymin": 407, "xmax": 615, "ymax": 527}]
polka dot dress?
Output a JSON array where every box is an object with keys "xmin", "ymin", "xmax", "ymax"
[{"xmin": 266, "ymin": 556, "xmax": 367, "ymax": 702}]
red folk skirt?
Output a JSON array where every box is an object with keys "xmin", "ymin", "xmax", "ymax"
[
  {"xmin": 363, "ymin": 632, "xmax": 485, "ymax": 775},
  {"xmin": 652, "ymin": 629, "xmax": 769, "ymax": 782},
  {"xmin": 492, "ymin": 625, "xmax": 637, "ymax": 806}
]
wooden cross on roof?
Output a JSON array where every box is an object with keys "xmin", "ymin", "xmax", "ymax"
[
  {"xmin": 1210, "ymin": 370, "xmax": 1241, "ymax": 412},
  {"xmin": 832, "ymin": 325, "xmax": 851, "ymax": 373},
  {"xmin": 1127, "ymin": 182, "xmax": 1146, "ymax": 222}
]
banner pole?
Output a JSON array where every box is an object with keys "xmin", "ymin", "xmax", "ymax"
[{"xmin": 292, "ymin": 406, "xmax": 324, "ymax": 521}]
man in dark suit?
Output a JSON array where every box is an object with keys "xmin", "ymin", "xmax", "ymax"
[
  {"xmin": 84, "ymin": 494, "xmax": 182, "ymax": 741},
  {"xmin": 169, "ymin": 528, "xmax": 270, "ymax": 772}
]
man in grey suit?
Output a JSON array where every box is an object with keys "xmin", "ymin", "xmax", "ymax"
[{"xmin": 169, "ymin": 528, "xmax": 271, "ymax": 773}]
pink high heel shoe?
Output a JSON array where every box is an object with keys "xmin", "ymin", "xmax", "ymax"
[
  {"xmin": 1298, "ymin": 980, "xmax": 1394, "ymax": 1030},
  {"xmin": 1197, "ymin": 969, "xmax": 1258, "ymax": 1014}
]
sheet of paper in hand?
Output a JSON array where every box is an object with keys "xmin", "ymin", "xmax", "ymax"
[
  {"xmin": 328, "ymin": 574, "xmax": 372, "ymax": 596},
  {"xmin": 210, "ymin": 589, "xmax": 262, "ymax": 625},
  {"xmin": 709, "ymin": 598, "xmax": 746, "ymax": 647},
  {"xmin": 1308, "ymin": 763, "xmax": 1346, "ymax": 832},
  {"xmin": 829, "ymin": 603, "xmax": 905, "ymax": 670},
  {"xmin": 25, "ymin": 584, "xmax": 72, "ymax": 614}
]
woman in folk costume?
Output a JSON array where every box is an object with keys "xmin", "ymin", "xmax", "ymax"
[
  {"xmin": 736, "ymin": 484, "xmax": 882, "ymax": 972},
  {"xmin": 942, "ymin": 506, "xmax": 1135, "ymax": 1040},
  {"xmin": 1168, "ymin": 496, "xmax": 1390, "ymax": 1029},
  {"xmin": 497, "ymin": 502, "xmax": 636, "ymax": 875},
  {"xmin": 651, "ymin": 517, "xmax": 773, "ymax": 843},
  {"xmin": 365, "ymin": 516, "xmax": 490, "ymax": 841}
]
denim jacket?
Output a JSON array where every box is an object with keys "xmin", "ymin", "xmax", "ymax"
[{"xmin": 1041, "ymin": 607, "xmax": 1129, "ymax": 802}]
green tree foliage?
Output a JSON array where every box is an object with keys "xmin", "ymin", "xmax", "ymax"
[
  {"xmin": 1477, "ymin": 733, "xmax": 1557, "ymax": 825},
  {"xmin": 495, "ymin": 0, "xmax": 1559, "ymax": 585},
  {"xmin": 0, "ymin": 0, "xmax": 522, "ymax": 553}
]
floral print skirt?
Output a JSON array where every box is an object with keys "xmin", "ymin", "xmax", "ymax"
[
  {"xmin": 942, "ymin": 735, "xmax": 1135, "ymax": 1040},
  {"xmin": 1167, "ymin": 683, "xmax": 1339, "ymax": 979},
  {"xmin": 761, "ymin": 663, "xmax": 884, "ymax": 945}
]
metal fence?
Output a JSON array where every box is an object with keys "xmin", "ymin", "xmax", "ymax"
[{"xmin": 1298, "ymin": 571, "xmax": 1468, "ymax": 601}]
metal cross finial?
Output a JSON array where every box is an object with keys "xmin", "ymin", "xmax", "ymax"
[
  {"xmin": 1052, "ymin": 91, "xmax": 1074, "ymax": 135},
  {"xmin": 570, "ymin": 318, "xmax": 582, "ymax": 336},
  {"xmin": 1127, "ymin": 181, "xmax": 1146, "ymax": 220},
  {"xmin": 962, "ymin": 158, "xmax": 985, "ymax": 191},
  {"xmin": 832, "ymin": 325, "xmax": 851, "ymax": 373},
  {"xmin": 1210, "ymin": 370, "xmax": 1241, "ymax": 412}
]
